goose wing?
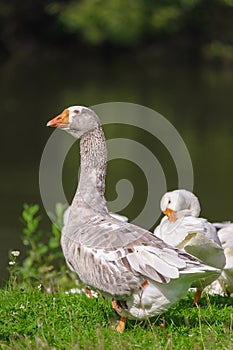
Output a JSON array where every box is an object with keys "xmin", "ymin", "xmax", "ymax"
[
  {"xmin": 62, "ymin": 215, "xmax": 217, "ymax": 296},
  {"xmin": 154, "ymin": 216, "xmax": 225, "ymax": 269}
]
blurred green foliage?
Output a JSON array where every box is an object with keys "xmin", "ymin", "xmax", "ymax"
[
  {"xmin": 0, "ymin": 0, "xmax": 232, "ymax": 60},
  {"xmin": 47, "ymin": 0, "xmax": 233, "ymax": 45},
  {"xmin": 48, "ymin": 0, "xmax": 145, "ymax": 44},
  {"xmin": 8, "ymin": 204, "xmax": 74, "ymax": 291}
]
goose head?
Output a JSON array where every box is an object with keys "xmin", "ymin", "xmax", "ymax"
[
  {"xmin": 160, "ymin": 189, "xmax": 201, "ymax": 222},
  {"xmin": 47, "ymin": 105, "xmax": 101, "ymax": 138}
]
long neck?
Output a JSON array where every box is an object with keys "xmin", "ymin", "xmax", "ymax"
[{"xmin": 72, "ymin": 126, "xmax": 108, "ymax": 213}]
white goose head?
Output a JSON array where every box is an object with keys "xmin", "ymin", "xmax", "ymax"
[
  {"xmin": 47, "ymin": 105, "xmax": 101, "ymax": 138},
  {"xmin": 160, "ymin": 189, "xmax": 201, "ymax": 222}
]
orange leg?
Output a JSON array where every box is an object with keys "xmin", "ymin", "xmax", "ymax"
[
  {"xmin": 112, "ymin": 298, "xmax": 118, "ymax": 310},
  {"xmin": 84, "ymin": 284, "xmax": 93, "ymax": 298},
  {"xmin": 116, "ymin": 316, "xmax": 127, "ymax": 333},
  {"xmin": 112, "ymin": 298, "xmax": 123, "ymax": 313},
  {"xmin": 194, "ymin": 289, "xmax": 202, "ymax": 305},
  {"xmin": 112, "ymin": 299, "xmax": 127, "ymax": 333}
]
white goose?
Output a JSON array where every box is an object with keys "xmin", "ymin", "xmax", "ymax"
[
  {"xmin": 154, "ymin": 189, "xmax": 226, "ymax": 303},
  {"xmin": 47, "ymin": 106, "xmax": 220, "ymax": 332},
  {"xmin": 213, "ymin": 222, "xmax": 233, "ymax": 295}
]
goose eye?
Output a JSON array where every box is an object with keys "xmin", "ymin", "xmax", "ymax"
[
  {"xmin": 74, "ymin": 110, "xmax": 80, "ymax": 114},
  {"xmin": 168, "ymin": 200, "xmax": 171, "ymax": 204}
]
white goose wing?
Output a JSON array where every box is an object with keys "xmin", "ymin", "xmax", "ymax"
[
  {"xmin": 61, "ymin": 214, "xmax": 219, "ymax": 297},
  {"xmin": 215, "ymin": 224, "xmax": 233, "ymax": 293},
  {"xmin": 217, "ymin": 224, "xmax": 233, "ymax": 269},
  {"xmin": 177, "ymin": 218, "xmax": 225, "ymax": 269},
  {"xmin": 154, "ymin": 216, "xmax": 221, "ymax": 244},
  {"xmin": 154, "ymin": 216, "xmax": 225, "ymax": 269}
]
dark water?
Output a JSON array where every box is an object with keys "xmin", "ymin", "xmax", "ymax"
[{"xmin": 1, "ymin": 52, "xmax": 233, "ymax": 282}]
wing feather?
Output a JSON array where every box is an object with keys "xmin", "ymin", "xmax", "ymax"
[{"xmin": 62, "ymin": 213, "xmax": 218, "ymax": 295}]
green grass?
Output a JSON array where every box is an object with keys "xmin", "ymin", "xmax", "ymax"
[{"xmin": 1, "ymin": 286, "xmax": 233, "ymax": 350}]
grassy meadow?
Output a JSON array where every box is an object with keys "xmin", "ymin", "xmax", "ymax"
[{"xmin": 1, "ymin": 286, "xmax": 233, "ymax": 349}]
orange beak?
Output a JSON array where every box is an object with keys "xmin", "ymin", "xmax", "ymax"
[
  {"xmin": 47, "ymin": 109, "xmax": 69, "ymax": 128},
  {"xmin": 164, "ymin": 208, "xmax": 177, "ymax": 222}
]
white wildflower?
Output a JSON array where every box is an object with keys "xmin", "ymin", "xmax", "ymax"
[
  {"xmin": 9, "ymin": 261, "xmax": 15, "ymax": 265},
  {"xmin": 69, "ymin": 288, "xmax": 82, "ymax": 295},
  {"xmin": 90, "ymin": 290, "xmax": 98, "ymax": 298},
  {"xmin": 65, "ymin": 287, "xmax": 98, "ymax": 298},
  {"xmin": 11, "ymin": 250, "xmax": 20, "ymax": 257}
]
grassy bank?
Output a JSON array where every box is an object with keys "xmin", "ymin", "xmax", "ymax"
[{"xmin": 1, "ymin": 285, "xmax": 233, "ymax": 350}]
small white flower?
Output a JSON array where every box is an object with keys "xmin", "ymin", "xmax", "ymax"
[
  {"xmin": 11, "ymin": 250, "xmax": 20, "ymax": 257},
  {"xmin": 69, "ymin": 288, "xmax": 82, "ymax": 295},
  {"xmin": 91, "ymin": 291, "xmax": 99, "ymax": 298},
  {"xmin": 37, "ymin": 284, "xmax": 42, "ymax": 290},
  {"xmin": 9, "ymin": 261, "xmax": 15, "ymax": 265}
]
